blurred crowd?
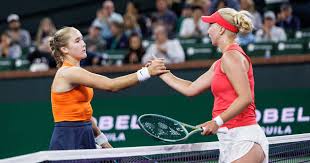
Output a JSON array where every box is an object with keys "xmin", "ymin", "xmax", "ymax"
[{"xmin": 0, "ymin": 0, "xmax": 304, "ymax": 71}]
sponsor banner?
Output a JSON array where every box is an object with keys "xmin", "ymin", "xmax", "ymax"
[
  {"xmin": 89, "ymin": 89, "xmax": 310, "ymax": 147},
  {"xmin": 92, "ymin": 106, "xmax": 309, "ymax": 144}
]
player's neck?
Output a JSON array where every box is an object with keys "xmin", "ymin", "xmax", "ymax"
[
  {"xmin": 63, "ymin": 56, "xmax": 80, "ymax": 67},
  {"xmin": 218, "ymin": 38, "xmax": 236, "ymax": 54}
]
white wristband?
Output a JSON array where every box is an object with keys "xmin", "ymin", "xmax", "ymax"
[
  {"xmin": 137, "ymin": 67, "xmax": 151, "ymax": 82},
  {"xmin": 213, "ymin": 116, "xmax": 224, "ymax": 127},
  {"xmin": 95, "ymin": 133, "xmax": 108, "ymax": 145}
]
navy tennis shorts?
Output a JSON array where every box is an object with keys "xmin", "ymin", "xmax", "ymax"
[{"xmin": 49, "ymin": 121, "xmax": 96, "ymax": 150}]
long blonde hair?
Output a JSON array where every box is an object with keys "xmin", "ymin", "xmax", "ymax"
[
  {"xmin": 49, "ymin": 27, "xmax": 74, "ymax": 68},
  {"xmin": 218, "ymin": 8, "xmax": 254, "ymax": 34},
  {"xmin": 36, "ymin": 17, "xmax": 56, "ymax": 45}
]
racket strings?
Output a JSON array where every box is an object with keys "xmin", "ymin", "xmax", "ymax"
[{"xmin": 140, "ymin": 116, "xmax": 187, "ymax": 140}]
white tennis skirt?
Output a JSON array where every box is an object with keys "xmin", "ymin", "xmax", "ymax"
[{"xmin": 216, "ymin": 124, "xmax": 269, "ymax": 163}]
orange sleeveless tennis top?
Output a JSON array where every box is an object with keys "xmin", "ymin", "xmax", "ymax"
[{"xmin": 51, "ymin": 61, "xmax": 93, "ymax": 122}]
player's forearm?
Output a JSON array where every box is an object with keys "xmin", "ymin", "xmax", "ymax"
[
  {"xmin": 219, "ymin": 96, "xmax": 252, "ymax": 123},
  {"xmin": 110, "ymin": 73, "xmax": 139, "ymax": 92},
  {"xmin": 93, "ymin": 126, "xmax": 101, "ymax": 137},
  {"xmin": 160, "ymin": 72, "xmax": 194, "ymax": 96}
]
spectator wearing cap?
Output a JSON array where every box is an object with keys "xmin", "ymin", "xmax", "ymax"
[
  {"xmin": 92, "ymin": 0, "xmax": 123, "ymax": 39},
  {"xmin": 6, "ymin": 14, "xmax": 31, "ymax": 48},
  {"xmin": 142, "ymin": 25, "xmax": 185, "ymax": 64},
  {"xmin": 255, "ymin": 11, "xmax": 287, "ymax": 42},
  {"xmin": 276, "ymin": 3, "xmax": 301, "ymax": 31},
  {"xmin": 179, "ymin": 5, "xmax": 209, "ymax": 38}
]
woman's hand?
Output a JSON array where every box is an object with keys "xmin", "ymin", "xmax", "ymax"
[
  {"xmin": 100, "ymin": 142, "xmax": 113, "ymax": 148},
  {"xmin": 197, "ymin": 120, "xmax": 219, "ymax": 136},
  {"xmin": 147, "ymin": 58, "xmax": 170, "ymax": 76}
]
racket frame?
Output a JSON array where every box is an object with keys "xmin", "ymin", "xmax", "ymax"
[{"xmin": 138, "ymin": 114, "xmax": 204, "ymax": 142}]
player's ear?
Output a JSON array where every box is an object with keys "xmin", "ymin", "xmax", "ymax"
[
  {"xmin": 219, "ymin": 27, "xmax": 225, "ymax": 35},
  {"xmin": 60, "ymin": 47, "xmax": 69, "ymax": 54}
]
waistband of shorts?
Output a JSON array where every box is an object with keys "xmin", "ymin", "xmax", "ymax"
[{"xmin": 54, "ymin": 121, "xmax": 91, "ymax": 127}]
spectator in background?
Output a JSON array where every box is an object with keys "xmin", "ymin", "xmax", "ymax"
[
  {"xmin": 179, "ymin": 6, "xmax": 209, "ymax": 38},
  {"xmin": 28, "ymin": 17, "xmax": 57, "ymax": 70},
  {"xmin": 123, "ymin": 14, "xmax": 142, "ymax": 38},
  {"xmin": 255, "ymin": 11, "xmax": 287, "ymax": 42},
  {"xmin": 152, "ymin": 0, "xmax": 177, "ymax": 38},
  {"xmin": 209, "ymin": 0, "xmax": 240, "ymax": 14},
  {"xmin": 236, "ymin": 32, "xmax": 255, "ymax": 46},
  {"xmin": 81, "ymin": 22, "xmax": 105, "ymax": 66},
  {"xmin": 188, "ymin": 0, "xmax": 212, "ymax": 16},
  {"xmin": 124, "ymin": 1, "xmax": 152, "ymax": 38},
  {"xmin": 201, "ymin": 0, "xmax": 212, "ymax": 16},
  {"xmin": 142, "ymin": 25, "xmax": 185, "ymax": 64},
  {"xmin": 80, "ymin": 51, "xmax": 101, "ymax": 67},
  {"xmin": 0, "ymin": 32, "xmax": 22, "ymax": 59},
  {"xmin": 92, "ymin": 0, "xmax": 123, "ymax": 39},
  {"xmin": 176, "ymin": 3, "xmax": 193, "ymax": 33},
  {"xmin": 240, "ymin": 0, "xmax": 262, "ymax": 31},
  {"xmin": 106, "ymin": 21, "xmax": 128, "ymax": 50},
  {"xmin": 35, "ymin": 17, "xmax": 56, "ymax": 47},
  {"xmin": 6, "ymin": 14, "xmax": 31, "ymax": 48},
  {"xmin": 84, "ymin": 21, "xmax": 106, "ymax": 54},
  {"xmin": 124, "ymin": 33, "xmax": 145, "ymax": 64},
  {"xmin": 28, "ymin": 36, "xmax": 56, "ymax": 71},
  {"xmin": 277, "ymin": 3, "xmax": 301, "ymax": 31}
]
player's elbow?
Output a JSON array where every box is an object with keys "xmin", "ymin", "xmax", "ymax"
[
  {"xmin": 184, "ymin": 90, "xmax": 198, "ymax": 97},
  {"xmin": 111, "ymin": 87, "xmax": 121, "ymax": 92},
  {"xmin": 107, "ymin": 85, "xmax": 120, "ymax": 92},
  {"xmin": 102, "ymin": 81, "xmax": 120, "ymax": 92},
  {"xmin": 241, "ymin": 94, "xmax": 252, "ymax": 106}
]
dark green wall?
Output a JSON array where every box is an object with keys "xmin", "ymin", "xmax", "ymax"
[
  {"xmin": 0, "ymin": 0, "xmax": 156, "ymax": 35},
  {"xmin": 0, "ymin": 63, "xmax": 309, "ymax": 159}
]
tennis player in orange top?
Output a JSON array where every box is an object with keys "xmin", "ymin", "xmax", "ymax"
[
  {"xmin": 149, "ymin": 8, "xmax": 269, "ymax": 163},
  {"xmin": 48, "ymin": 27, "xmax": 168, "ymax": 150}
]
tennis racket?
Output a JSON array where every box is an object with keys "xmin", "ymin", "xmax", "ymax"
[{"xmin": 138, "ymin": 114, "xmax": 228, "ymax": 142}]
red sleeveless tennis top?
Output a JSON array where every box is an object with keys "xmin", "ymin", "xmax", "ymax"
[{"xmin": 211, "ymin": 44, "xmax": 256, "ymax": 129}]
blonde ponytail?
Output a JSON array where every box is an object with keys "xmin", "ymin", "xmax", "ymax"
[
  {"xmin": 218, "ymin": 8, "xmax": 254, "ymax": 34},
  {"xmin": 233, "ymin": 10, "xmax": 253, "ymax": 34},
  {"xmin": 48, "ymin": 27, "xmax": 74, "ymax": 68}
]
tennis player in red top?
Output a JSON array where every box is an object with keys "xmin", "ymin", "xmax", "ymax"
[
  {"xmin": 155, "ymin": 8, "xmax": 268, "ymax": 163},
  {"xmin": 49, "ymin": 27, "xmax": 168, "ymax": 150}
]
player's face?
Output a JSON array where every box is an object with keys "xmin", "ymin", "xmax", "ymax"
[
  {"xmin": 207, "ymin": 23, "xmax": 221, "ymax": 46},
  {"xmin": 66, "ymin": 29, "xmax": 87, "ymax": 60}
]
